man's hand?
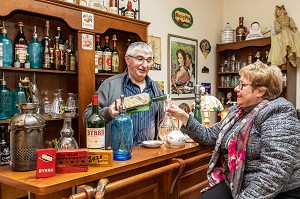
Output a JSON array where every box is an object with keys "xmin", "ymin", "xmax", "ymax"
[{"xmin": 108, "ymin": 102, "xmax": 119, "ymax": 118}]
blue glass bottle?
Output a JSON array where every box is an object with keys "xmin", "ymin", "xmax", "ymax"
[
  {"xmin": 0, "ymin": 22, "xmax": 13, "ymax": 67},
  {"xmin": 13, "ymin": 77, "xmax": 26, "ymax": 115},
  {"xmin": 0, "ymin": 73, "xmax": 13, "ymax": 120},
  {"xmin": 28, "ymin": 26, "xmax": 43, "ymax": 69},
  {"xmin": 111, "ymin": 95, "xmax": 133, "ymax": 161}
]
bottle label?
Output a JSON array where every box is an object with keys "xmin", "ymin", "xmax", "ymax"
[
  {"xmin": 111, "ymin": 52, "xmax": 119, "ymax": 73},
  {"xmin": 103, "ymin": 51, "xmax": 112, "ymax": 71},
  {"xmin": 86, "ymin": 127, "xmax": 105, "ymax": 149},
  {"xmin": 15, "ymin": 44, "xmax": 27, "ymax": 63},
  {"xmin": 24, "ymin": 61, "xmax": 30, "ymax": 69},
  {"xmin": 95, "ymin": 50, "xmax": 103, "ymax": 71}
]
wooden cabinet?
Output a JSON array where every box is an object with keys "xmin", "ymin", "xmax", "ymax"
[
  {"xmin": 0, "ymin": 0, "xmax": 149, "ymax": 147},
  {"xmin": 216, "ymin": 37, "xmax": 296, "ymax": 116}
]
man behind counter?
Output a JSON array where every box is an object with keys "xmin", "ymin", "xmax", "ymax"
[{"xmin": 83, "ymin": 42, "xmax": 164, "ymax": 147}]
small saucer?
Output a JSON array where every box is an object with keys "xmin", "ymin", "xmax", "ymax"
[{"xmin": 141, "ymin": 140, "xmax": 164, "ymax": 148}]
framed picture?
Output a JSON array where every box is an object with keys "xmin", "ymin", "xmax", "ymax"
[
  {"xmin": 148, "ymin": 35, "xmax": 161, "ymax": 70},
  {"xmin": 168, "ymin": 34, "xmax": 198, "ymax": 99}
]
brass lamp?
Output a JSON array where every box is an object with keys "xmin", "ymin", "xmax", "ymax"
[{"xmin": 200, "ymin": 95, "xmax": 224, "ymax": 127}]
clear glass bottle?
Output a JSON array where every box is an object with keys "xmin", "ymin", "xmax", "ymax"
[
  {"xmin": 28, "ymin": 26, "xmax": 43, "ymax": 69},
  {"xmin": 111, "ymin": 95, "xmax": 133, "ymax": 160},
  {"xmin": 66, "ymin": 93, "xmax": 77, "ymax": 117},
  {"xmin": 50, "ymin": 92, "xmax": 62, "ymax": 118},
  {"xmin": 14, "ymin": 22, "xmax": 27, "ymax": 68},
  {"xmin": 0, "ymin": 22, "xmax": 13, "ymax": 67},
  {"xmin": 0, "ymin": 125, "xmax": 10, "ymax": 166},
  {"xmin": 13, "ymin": 76, "xmax": 26, "ymax": 115},
  {"xmin": 31, "ymin": 73, "xmax": 41, "ymax": 114},
  {"xmin": 111, "ymin": 34, "xmax": 119, "ymax": 73},
  {"xmin": 41, "ymin": 90, "xmax": 52, "ymax": 117},
  {"xmin": 86, "ymin": 93, "xmax": 105, "ymax": 149},
  {"xmin": 56, "ymin": 111, "xmax": 79, "ymax": 150},
  {"xmin": 89, "ymin": 0, "xmax": 101, "ymax": 10},
  {"xmin": 158, "ymin": 94, "xmax": 174, "ymax": 142},
  {"xmin": 0, "ymin": 73, "xmax": 13, "ymax": 120}
]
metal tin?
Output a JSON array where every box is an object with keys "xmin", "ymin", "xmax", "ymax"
[
  {"xmin": 10, "ymin": 103, "xmax": 45, "ymax": 171},
  {"xmin": 221, "ymin": 23, "xmax": 234, "ymax": 43}
]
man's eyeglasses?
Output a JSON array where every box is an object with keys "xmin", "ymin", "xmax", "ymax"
[
  {"xmin": 128, "ymin": 55, "xmax": 154, "ymax": 65},
  {"xmin": 236, "ymin": 80, "xmax": 251, "ymax": 90}
]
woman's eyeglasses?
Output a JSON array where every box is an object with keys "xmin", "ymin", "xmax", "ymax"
[{"xmin": 236, "ymin": 80, "xmax": 251, "ymax": 90}]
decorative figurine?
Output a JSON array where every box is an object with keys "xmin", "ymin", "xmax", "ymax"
[
  {"xmin": 268, "ymin": 5, "xmax": 300, "ymax": 67},
  {"xmin": 246, "ymin": 21, "xmax": 263, "ymax": 40}
]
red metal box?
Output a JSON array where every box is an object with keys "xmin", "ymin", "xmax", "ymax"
[
  {"xmin": 56, "ymin": 149, "xmax": 88, "ymax": 173},
  {"xmin": 36, "ymin": 148, "xmax": 56, "ymax": 178}
]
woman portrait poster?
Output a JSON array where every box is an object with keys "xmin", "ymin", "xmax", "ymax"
[{"xmin": 168, "ymin": 34, "xmax": 198, "ymax": 99}]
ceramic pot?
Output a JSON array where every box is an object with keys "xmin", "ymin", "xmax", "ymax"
[{"xmin": 165, "ymin": 130, "xmax": 186, "ymax": 148}]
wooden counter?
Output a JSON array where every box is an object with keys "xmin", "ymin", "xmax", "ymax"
[{"xmin": 0, "ymin": 143, "xmax": 211, "ymax": 199}]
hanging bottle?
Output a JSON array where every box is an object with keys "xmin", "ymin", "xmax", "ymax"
[
  {"xmin": 14, "ymin": 22, "xmax": 27, "ymax": 68},
  {"xmin": 86, "ymin": 93, "xmax": 105, "ymax": 149},
  {"xmin": 111, "ymin": 34, "xmax": 119, "ymax": 73},
  {"xmin": 158, "ymin": 94, "xmax": 174, "ymax": 142},
  {"xmin": 95, "ymin": 34, "xmax": 103, "ymax": 73},
  {"xmin": 31, "ymin": 73, "xmax": 41, "ymax": 114},
  {"xmin": 0, "ymin": 73, "xmax": 13, "ymax": 120},
  {"xmin": 0, "ymin": 22, "xmax": 13, "ymax": 67},
  {"xmin": 56, "ymin": 110, "xmax": 79, "ymax": 150},
  {"xmin": 28, "ymin": 26, "xmax": 43, "ymax": 69},
  {"xmin": 111, "ymin": 95, "xmax": 133, "ymax": 160},
  {"xmin": 0, "ymin": 125, "xmax": 10, "ymax": 166},
  {"xmin": 116, "ymin": 93, "xmax": 167, "ymax": 115},
  {"xmin": 102, "ymin": 36, "xmax": 112, "ymax": 73},
  {"xmin": 109, "ymin": 0, "xmax": 118, "ymax": 14},
  {"xmin": 13, "ymin": 76, "xmax": 26, "ymax": 115}
]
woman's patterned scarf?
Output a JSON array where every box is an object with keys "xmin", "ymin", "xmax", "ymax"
[{"xmin": 202, "ymin": 100, "xmax": 269, "ymax": 198}]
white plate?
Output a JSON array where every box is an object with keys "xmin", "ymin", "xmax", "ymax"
[{"xmin": 142, "ymin": 140, "xmax": 164, "ymax": 148}]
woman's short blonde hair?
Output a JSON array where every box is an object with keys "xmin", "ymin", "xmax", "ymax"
[{"xmin": 239, "ymin": 62, "xmax": 282, "ymax": 99}]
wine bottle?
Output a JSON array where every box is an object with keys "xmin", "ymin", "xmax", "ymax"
[
  {"xmin": 0, "ymin": 22, "xmax": 13, "ymax": 67},
  {"xmin": 28, "ymin": 26, "xmax": 43, "ymax": 69},
  {"xmin": 235, "ymin": 17, "xmax": 247, "ymax": 41},
  {"xmin": 14, "ymin": 22, "xmax": 27, "ymax": 68},
  {"xmin": 53, "ymin": 37, "xmax": 61, "ymax": 70},
  {"xmin": 95, "ymin": 34, "xmax": 103, "ymax": 73},
  {"xmin": 111, "ymin": 95, "xmax": 133, "ymax": 160},
  {"xmin": 0, "ymin": 125, "xmax": 10, "ymax": 166},
  {"xmin": 109, "ymin": 0, "xmax": 118, "ymax": 14},
  {"xmin": 86, "ymin": 93, "xmax": 105, "ymax": 149},
  {"xmin": 102, "ymin": 36, "xmax": 112, "ymax": 73},
  {"xmin": 111, "ymin": 34, "xmax": 119, "ymax": 73},
  {"xmin": 116, "ymin": 93, "xmax": 167, "ymax": 114}
]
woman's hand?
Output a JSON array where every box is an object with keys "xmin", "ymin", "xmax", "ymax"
[{"xmin": 166, "ymin": 104, "xmax": 190, "ymax": 126}]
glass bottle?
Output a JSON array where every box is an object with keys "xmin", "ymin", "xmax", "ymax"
[
  {"xmin": 28, "ymin": 26, "xmax": 43, "ymax": 69},
  {"xmin": 31, "ymin": 73, "xmax": 41, "ymax": 114},
  {"xmin": 66, "ymin": 93, "xmax": 77, "ymax": 117},
  {"xmin": 41, "ymin": 90, "xmax": 52, "ymax": 117},
  {"xmin": 14, "ymin": 22, "xmax": 27, "ymax": 68},
  {"xmin": 68, "ymin": 35, "xmax": 76, "ymax": 72},
  {"xmin": 158, "ymin": 94, "xmax": 174, "ymax": 142},
  {"xmin": 50, "ymin": 92, "xmax": 62, "ymax": 118},
  {"xmin": 89, "ymin": 0, "xmax": 101, "ymax": 10},
  {"xmin": 111, "ymin": 34, "xmax": 119, "ymax": 73},
  {"xmin": 77, "ymin": 0, "xmax": 87, "ymax": 6},
  {"xmin": 13, "ymin": 76, "xmax": 26, "ymax": 115},
  {"xmin": 109, "ymin": 0, "xmax": 118, "ymax": 14},
  {"xmin": 235, "ymin": 17, "xmax": 247, "ymax": 41},
  {"xmin": 95, "ymin": 34, "xmax": 103, "ymax": 73},
  {"xmin": 42, "ymin": 21, "xmax": 53, "ymax": 69},
  {"xmin": 0, "ymin": 125, "xmax": 10, "ymax": 166},
  {"xmin": 0, "ymin": 73, "xmax": 13, "ymax": 120},
  {"xmin": 64, "ymin": 39, "xmax": 70, "ymax": 71},
  {"xmin": 55, "ymin": 27, "xmax": 65, "ymax": 69},
  {"xmin": 13, "ymin": 53, "xmax": 20, "ymax": 68},
  {"xmin": 24, "ymin": 53, "xmax": 30, "ymax": 69},
  {"xmin": 102, "ymin": 36, "xmax": 112, "ymax": 73},
  {"xmin": 116, "ymin": 93, "xmax": 167, "ymax": 115},
  {"xmin": 53, "ymin": 37, "xmax": 61, "ymax": 70},
  {"xmin": 111, "ymin": 95, "xmax": 133, "ymax": 160},
  {"xmin": 56, "ymin": 111, "xmax": 79, "ymax": 150},
  {"xmin": 85, "ymin": 93, "xmax": 105, "ymax": 149},
  {"xmin": 125, "ymin": 0, "xmax": 134, "ymax": 18},
  {"xmin": 0, "ymin": 22, "xmax": 13, "ymax": 67}
]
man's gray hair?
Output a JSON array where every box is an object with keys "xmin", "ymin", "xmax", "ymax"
[{"xmin": 125, "ymin": 42, "xmax": 153, "ymax": 56}]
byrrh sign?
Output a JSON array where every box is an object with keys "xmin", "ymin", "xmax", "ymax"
[{"xmin": 172, "ymin": 8, "xmax": 193, "ymax": 28}]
